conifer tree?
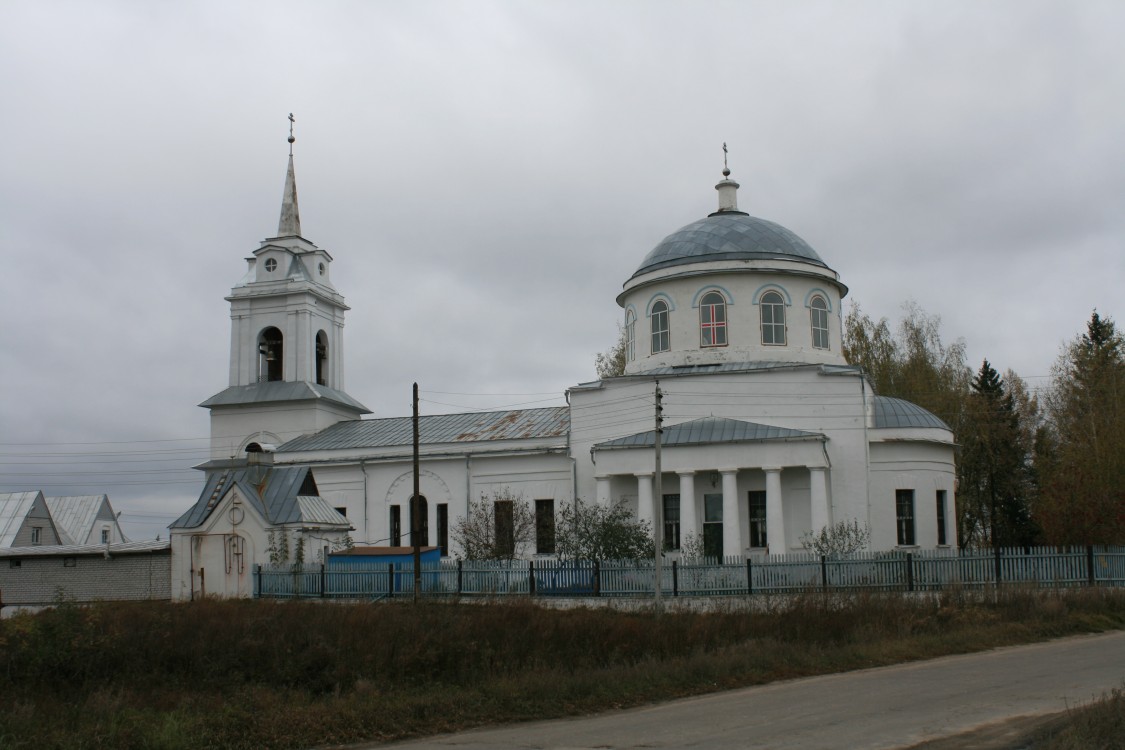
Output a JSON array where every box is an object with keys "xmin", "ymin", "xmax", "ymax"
[{"xmin": 1037, "ymin": 312, "xmax": 1125, "ymax": 544}]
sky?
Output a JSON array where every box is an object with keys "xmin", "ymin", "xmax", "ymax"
[{"xmin": 2, "ymin": 1, "xmax": 1122, "ymax": 542}]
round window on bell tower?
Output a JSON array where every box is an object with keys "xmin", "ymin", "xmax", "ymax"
[{"xmin": 264, "ymin": 258, "xmax": 277, "ymax": 273}]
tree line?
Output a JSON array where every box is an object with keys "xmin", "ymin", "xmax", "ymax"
[{"xmin": 844, "ymin": 303, "xmax": 1125, "ymax": 547}]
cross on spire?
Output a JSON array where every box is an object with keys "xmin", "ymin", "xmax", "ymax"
[
  {"xmin": 288, "ymin": 113, "xmax": 296, "ymax": 155},
  {"xmin": 722, "ymin": 142, "xmax": 730, "ymax": 177}
]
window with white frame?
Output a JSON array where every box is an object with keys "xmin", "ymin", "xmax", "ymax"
[
  {"xmin": 625, "ymin": 309, "xmax": 636, "ymax": 362},
  {"xmin": 30, "ymin": 527, "xmax": 41, "ymax": 545},
  {"xmin": 896, "ymin": 490, "xmax": 916, "ymax": 546},
  {"xmin": 699, "ymin": 291, "xmax": 727, "ymax": 347},
  {"xmin": 810, "ymin": 295, "xmax": 830, "ymax": 349},
  {"xmin": 651, "ymin": 299, "xmax": 670, "ymax": 353},
  {"xmin": 760, "ymin": 291, "xmax": 786, "ymax": 345},
  {"xmin": 101, "ymin": 528, "xmax": 109, "ymax": 544}
]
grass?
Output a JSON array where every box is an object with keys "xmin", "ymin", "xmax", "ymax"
[
  {"xmin": 1029, "ymin": 687, "xmax": 1125, "ymax": 749},
  {"xmin": 1, "ymin": 588, "xmax": 1124, "ymax": 749}
]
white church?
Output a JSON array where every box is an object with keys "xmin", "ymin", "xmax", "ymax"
[{"xmin": 170, "ymin": 138, "xmax": 956, "ymax": 599}]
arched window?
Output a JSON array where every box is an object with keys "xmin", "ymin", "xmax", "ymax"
[
  {"xmin": 258, "ymin": 327, "xmax": 284, "ymax": 382},
  {"xmin": 409, "ymin": 495, "xmax": 429, "ymax": 546},
  {"xmin": 650, "ymin": 300, "xmax": 670, "ymax": 353},
  {"xmin": 315, "ymin": 330, "xmax": 329, "ymax": 386},
  {"xmin": 810, "ymin": 296, "xmax": 829, "ymax": 349},
  {"xmin": 760, "ymin": 291, "xmax": 786, "ymax": 345},
  {"xmin": 625, "ymin": 310, "xmax": 636, "ymax": 362},
  {"xmin": 699, "ymin": 291, "xmax": 727, "ymax": 347}
]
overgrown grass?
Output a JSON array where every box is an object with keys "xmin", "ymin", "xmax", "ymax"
[
  {"xmin": 2, "ymin": 588, "xmax": 1124, "ymax": 749},
  {"xmin": 1030, "ymin": 687, "xmax": 1125, "ymax": 749}
]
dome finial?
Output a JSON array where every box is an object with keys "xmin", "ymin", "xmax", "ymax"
[{"xmin": 714, "ymin": 143, "xmax": 740, "ymax": 213}]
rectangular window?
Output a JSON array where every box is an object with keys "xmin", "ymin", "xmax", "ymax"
[
  {"xmin": 101, "ymin": 529, "xmax": 110, "ymax": 544},
  {"xmin": 896, "ymin": 490, "xmax": 916, "ymax": 546},
  {"xmin": 9, "ymin": 559, "xmax": 21, "ymax": 569},
  {"xmin": 651, "ymin": 302, "xmax": 670, "ymax": 353},
  {"xmin": 535, "ymin": 499, "xmax": 555, "ymax": 554},
  {"xmin": 390, "ymin": 505, "xmax": 401, "ymax": 546},
  {"xmin": 663, "ymin": 494, "xmax": 681, "ymax": 550},
  {"xmin": 811, "ymin": 306, "xmax": 830, "ymax": 349},
  {"xmin": 703, "ymin": 493, "xmax": 723, "ymax": 559},
  {"xmin": 64, "ymin": 557, "xmax": 77, "ymax": 568},
  {"xmin": 437, "ymin": 504, "xmax": 449, "ymax": 557},
  {"xmin": 30, "ymin": 527, "xmax": 41, "ymax": 545},
  {"xmin": 494, "ymin": 500, "xmax": 515, "ymax": 558},
  {"xmin": 936, "ymin": 490, "xmax": 947, "ymax": 546},
  {"xmin": 748, "ymin": 490, "xmax": 767, "ymax": 548}
]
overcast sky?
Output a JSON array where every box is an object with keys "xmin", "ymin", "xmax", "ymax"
[{"xmin": 2, "ymin": 1, "xmax": 1122, "ymax": 541}]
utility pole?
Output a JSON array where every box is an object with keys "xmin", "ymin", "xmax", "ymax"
[
  {"xmin": 653, "ymin": 380, "xmax": 663, "ymax": 610},
  {"xmin": 412, "ymin": 382, "xmax": 421, "ymax": 602}
]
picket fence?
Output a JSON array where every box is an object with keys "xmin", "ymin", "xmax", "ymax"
[{"xmin": 254, "ymin": 546, "xmax": 1125, "ymax": 600}]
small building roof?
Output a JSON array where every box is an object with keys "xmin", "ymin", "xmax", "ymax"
[
  {"xmin": 0, "ymin": 540, "xmax": 169, "ymax": 558},
  {"xmin": 594, "ymin": 416, "xmax": 824, "ymax": 450},
  {"xmin": 873, "ymin": 396, "xmax": 950, "ymax": 430},
  {"xmin": 44, "ymin": 495, "xmax": 115, "ymax": 546},
  {"xmin": 170, "ymin": 466, "xmax": 349, "ymax": 530},
  {"xmin": 279, "ymin": 406, "xmax": 569, "ymax": 452},
  {"xmin": 0, "ymin": 492, "xmax": 42, "ymax": 548}
]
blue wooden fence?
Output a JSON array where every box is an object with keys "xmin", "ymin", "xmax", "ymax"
[{"xmin": 254, "ymin": 546, "xmax": 1125, "ymax": 600}]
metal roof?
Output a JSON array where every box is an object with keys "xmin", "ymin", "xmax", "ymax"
[
  {"xmin": 573, "ymin": 361, "xmax": 863, "ymax": 388},
  {"xmin": 199, "ymin": 380, "xmax": 370, "ymax": 413},
  {"xmin": 44, "ymin": 495, "xmax": 109, "ymax": 546},
  {"xmin": 170, "ymin": 465, "xmax": 350, "ymax": 529},
  {"xmin": 279, "ymin": 406, "xmax": 570, "ymax": 452},
  {"xmin": 631, "ymin": 213, "xmax": 828, "ymax": 280},
  {"xmin": 595, "ymin": 417, "xmax": 823, "ymax": 450},
  {"xmin": 0, "ymin": 492, "xmax": 44, "ymax": 548},
  {"xmin": 873, "ymin": 396, "xmax": 950, "ymax": 430},
  {"xmin": 0, "ymin": 539, "xmax": 170, "ymax": 558}
]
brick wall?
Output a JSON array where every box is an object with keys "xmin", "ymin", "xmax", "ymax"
[{"xmin": 0, "ymin": 551, "xmax": 171, "ymax": 606}]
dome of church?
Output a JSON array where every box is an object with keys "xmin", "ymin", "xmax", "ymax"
[{"xmin": 631, "ymin": 212, "xmax": 826, "ymax": 280}]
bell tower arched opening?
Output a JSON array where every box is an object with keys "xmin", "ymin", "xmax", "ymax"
[
  {"xmin": 258, "ymin": 327, "xmax": 284, "ymax": 382},
  {"xmin": 315, "ymin": 330, "xmax": 329, "ymax": 386}
]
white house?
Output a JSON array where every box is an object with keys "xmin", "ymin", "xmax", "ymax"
[{"xmin": 170, "ymin": 138, "xmax": 956, "ymax": 598}]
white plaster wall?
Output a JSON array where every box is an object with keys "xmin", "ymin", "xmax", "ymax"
[
  {"xmin": 208, "ymin": 401, "xmax": 362, "ymax": 459},
  {"xmin": 868, "ymin": 440, "xmax": 957, "ymax": 549}
]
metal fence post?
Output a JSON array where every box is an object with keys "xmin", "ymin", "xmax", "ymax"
[
  {"xmin": 746, "ymin": 558, "xmax": 753, "ymax": 596},
  {"xmin": 1087, "ymin": 545, "xmax": 1096, "ymax": 587},
  {"xmin": 994, "ymin": 546, "xmax": 1002, "ymax": 585},
  {"xmin": 529, "ymin": 559, "xmax": 536, "ymax": 596},
  {"xmin": 593, "ymin": 560, "xmax": 601, "ymax": 597},
  {"xmin": 820, "ymin": 555, "xmax": 828, "ymax": 593},
  {"xmin": 388, "ymin": 562, "xmax": 395, "ymax": 598},
  {"xmin": 320, "ymin": 564, "xmax": 327, "ymax": 598},
  {"xmin": 672, "ymin": 560, "xmax": 678, "ymax": 597},
  {"xmin": 906, "ymin": 553, "xmax": 914, "ymax": 592},
  {"xmin": 254, "ymin": 564, "xmax": 260, "ymax": 598},
  {"xmin": 457, "ymin": 559, "xmax": 463, "ymax": 595}
]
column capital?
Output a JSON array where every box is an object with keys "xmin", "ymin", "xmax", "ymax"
[
  {"xmin": 676, "ymin": 469, "xmax": 696, "ymax": 477},
  {"xmin": 763, "ymin": 466, "xmax": 783, "ymax": 475},
  {"xmin": 633, "ymin": 472, "xmax": 653, "ymax": 479},
  {"xmin": 718, "ymin": 468, "xmax": 740, "ymax": 476}
]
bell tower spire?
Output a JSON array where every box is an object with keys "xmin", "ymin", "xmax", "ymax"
[{"xmin": 278, "ymin": 113, "xmax": 302, "ymax": 238}]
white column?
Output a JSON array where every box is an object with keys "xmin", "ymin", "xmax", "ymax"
[
  {"xmin": 635, "ymin": 473, "xmax": 654, "ymax": 529},
  {"xmin": 721, "ymin": 469, "xmax": 742, "ymax": 559},
  {"xmin": 595, "ymin": 476, "xmax": 612, "ymax": 507},
  {"xmin": 809, "ymin": 467, "xmax": 830, "ymax": 536},
  {"xmin": 765, "ymin": 467, "xmax": 785, "ymax": 555},
  {"xmin": 678, "ymin": 471, "xmax": 696, "ymax": 546}
]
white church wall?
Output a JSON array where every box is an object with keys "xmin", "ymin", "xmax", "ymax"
[
  {"xmin": 868, "ymin": 441, "xmax": 957, "ymax": 549},
  {"xmin": 208, "ymin": 402, "xmax": 362, "ymax": 459}
]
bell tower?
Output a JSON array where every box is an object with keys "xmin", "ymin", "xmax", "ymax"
[{"xmin": 200, "ymin": 116, "xmax": 370, "ymax": 460}]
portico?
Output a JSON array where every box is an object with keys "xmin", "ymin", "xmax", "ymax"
[{"xmin": 592, "ymin": 417, "xmax": 830, "ymax": 556}]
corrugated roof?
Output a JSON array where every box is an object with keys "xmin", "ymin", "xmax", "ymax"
[
  {"xmin": 873, "ymin": 396, "xmax": 950, "ymax": 430},
  {"xmin": 0, "ymin": 492, "xmax": 43, "ymax": 548},
  {"xmin": 0, "ymin": 540, "xmax": 170, "ymax": 558},
  {"xmin": 170, "ymin": 466, "xmax": 350, "ymax": 529},
  {"xmin": 595, "ymin": 417, "xmax": 823, "ymax": 450},
  {"xmin": 44, "ymin": 496, "xmax": 107, "ymax": 546},
  {"xmin": 199, "ymin": 381, "xmax": 370, "ymax": 413},
  {"xmin": 279, "ymin": 406, "xmax": 570, "ymax": 452}
]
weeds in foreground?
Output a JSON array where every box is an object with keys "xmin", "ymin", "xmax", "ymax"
[
  {"xmin": 1, "ymin": 588, "xmax": 1123, "ymax": 749},
  {"xmin": 1032, "ymin": 687, "xmax": 1125, "ymax": 750}
]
